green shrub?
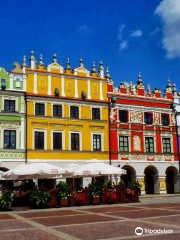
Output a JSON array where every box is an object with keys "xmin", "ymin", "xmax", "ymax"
[
  {"xmin": 0, "ymin": 190, "xmax": 14, "ymax": 210},
  {"xmin": 29, "ymin": 188, "xmax": 50, "ymax": 208},
  {"xmin": 56, "ymin": 182, "xmax": 71, "ymax": 199}
]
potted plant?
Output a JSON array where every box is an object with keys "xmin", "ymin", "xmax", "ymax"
[
  {"xmin": 105, "ymin": 190, "xmax": 118, "ymax": 204},
  {"xmin": 0, "ymin": 190, "xmax": 14, "ymax": 211},
  {"xmin": 89, "ymin": 183, "xmax": 102, "ymax": 204},
  {"xmin": 56, "ymin": 182, "xmax": 71, "ymax": 206},
  {"xmin": 29, "ymin": 187, "xmax": 50, "ymax": 208}
]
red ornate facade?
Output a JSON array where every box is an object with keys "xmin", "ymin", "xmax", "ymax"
[{"xmin": 108, "ymin": 74, "xmax": 179, "ymax": 194}]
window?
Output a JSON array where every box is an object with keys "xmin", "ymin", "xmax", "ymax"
[
  {"xmin": 1, "ymin": 79, "xmax": 6, "ymax": 89},
  {"xmin": 4, "ymin": 130, "xmax": 16, "ymax": 149},
  {"xmin": 145, "ymin": 113, "xmax": 153, "ymax": 124},
  {"xmin": 35, "ymin": 103, "xmax": 45, "ymax": 115},
  {"xmin": 35, "ymin": 132, "xmax": 44, "ymax": 149},
  {"xmin": 93, "ymin": 134, "xmax": 101, "ymax": 151},
  {"xmin": 70, "ymin": 106, "xmax": 79, "ymax": 118},
  {"xmin": 163, "ymin": 138, "xmax": 171, "ymax": 153},
  {"xmin": 71, "ymin": 133, "xmax": 79, "ymax": 150},
  {"xmin": 119, "ymin": 110, "xmax": 128, "ymax": 123},
  {"xmin": 92, "ymin": 108, "xmax": 100, "ymax": 120},
  {"xmin": 53, "ymin": 105, "xmax": 62, "ymax": 117},
  {"xmin": 119, "ymin": 136, "xmax": 129, "ymax": 152},
  {"xmin": 53, "ymin": 132, "xmax": 62, "ymax": 150},
  {"xmin": 4, "ymin": 100, "xmax": 15, "ymax": 112},
  {"xmin": 16, "ymin": 78, "xmax": 21, "ymax": 88},
  {"xmin": 145, "ymin": 137, "xmax": 154, "ymax": 152},
  {"xmin": 162, "ymin": 114, "xmax": 169, "ymax": 126}
]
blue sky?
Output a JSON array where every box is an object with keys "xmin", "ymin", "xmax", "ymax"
[{"xmin": 0, "ymin": 0, "xmax": 180, "ymax": 91}]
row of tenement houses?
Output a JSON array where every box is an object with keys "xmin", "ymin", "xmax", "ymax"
[{"xmin": 0, "ymin": 52, "xmax": 180, "ymax": 194}]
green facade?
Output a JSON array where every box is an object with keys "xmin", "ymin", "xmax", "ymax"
[{"xmin": 0, "ymin": 67, "xmax": 26, "ymax": 169}]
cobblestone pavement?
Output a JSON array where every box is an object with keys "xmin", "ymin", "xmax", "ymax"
[{"xmin": 1, "ymin": 195, "xmax": 180, "ymax": 240}]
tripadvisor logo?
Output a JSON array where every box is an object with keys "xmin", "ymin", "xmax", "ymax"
[{"xmin": 135, "ymin": 227, "xmax": 143, "ymax": 235}]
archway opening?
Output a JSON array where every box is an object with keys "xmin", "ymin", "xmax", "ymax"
[
  {"xmin": 122, "ymin": 165, "xmax": 136, "ymax": 187},
  {"xmin": 144, "ymin": 166, "xmax": 159, "ymax": 194},
  {"xmin": 166, "ymin": 167, "xmax": 178, "ymax": 194}
]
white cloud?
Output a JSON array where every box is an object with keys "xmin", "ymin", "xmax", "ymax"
[
  {"xmin": 131, "ymin": 30, "xmax": 142, "ymax": 37},
  {"xmin": 119, "ymin": 41, "xmax": 127, "ymax": 51},
  {"xmin": 77, "ymin": 24, "xmax": 93, "ymax": 35},
  {"xmin": 155, "ymin": 0, "xmax": 180, "ymax": 58},
  {"xmin": 117, "ymin": 24, "xmax": 125, "ymax": 40},
  {"xmin": 117, "ymin": 24, "xmax": 127, "ymax": 52}
]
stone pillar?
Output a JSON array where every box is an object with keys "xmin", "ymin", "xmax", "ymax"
[{"xmin": 159, "ymin": 176, "xmax": 166, "ymax": 194}]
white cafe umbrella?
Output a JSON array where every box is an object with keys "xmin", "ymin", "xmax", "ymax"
[
  {"xmin": 2, "ymin": 162, "xmax": 66, "ymax": 180},
  {"xmin": 73, "ymin": 160, "xmax": 125, "ymax": 176},
  {"xmin": 64, "ymin": 163, "xmax": 80, "ymax": 173}
]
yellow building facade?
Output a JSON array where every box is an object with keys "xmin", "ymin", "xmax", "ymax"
[{"xmin": 25, "ymin": 52, "xmax": 109, "ymax": 166}]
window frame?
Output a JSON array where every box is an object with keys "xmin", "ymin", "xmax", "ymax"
[
  {"xmin": 35, "ymin": 103, "xmax": 45, "ymax": 116},
  {"xmin": 4, "ymin": 100, "xmax": 16, "ymax": 112},
  {"xmin": 144, "ymin": 113, "xmax": 153, "ymax": 125},
  {"xmin": 162, "ymin": 138, "xmax": 171, "ymax": 153},
  {"xmin": 53, "ymin": 104, "xmax": 62, "ymax": 117},
  {"xmin": 119, "ymin": 110, "xmax": 128, "ymax": 123},
  {"xmin": 4, "ymin": 130, "xmax": 16, "ymax": 149},
  {"xmin": 71, "ymin": 132, "xmax": 80, "ymax": 150},
  {"xmin": 53, "ymin": 132, "xmax": 62, "ymax": 150},
  {"xmin": 161, "ymin": 114, "xmax": 169, "ymax": 126},
  {"xmin": 70, "ymin": 106, "xmax": 79, "ymax": 119},
  {"xmin": 119, "ymin": 136, "xmax": 129, "ymax": 152},
  {"xmin": 34, "ymin": 131, "xmax": 45, "ymax": 150},
  {"xmin": 145, "ymin": 137, "xmax": 154, "ymax": 153},
  {"xmin": 93, "ymin": 134, "xmax": 101, "ymax": 151},
  {"xmin": 92, "ymin": 108, "xmax": 100, "ymax": 120}
]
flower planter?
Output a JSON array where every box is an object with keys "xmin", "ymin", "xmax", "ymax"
[
  {"xmin": 60, "ymin": 198, "xmax": 68, "ymax": 207},
  {"xmin": 93, "ymin": 196, "xmax": 100, "ymax": 205},
  {"xmin": 48, "ymin": 191, "xmax": 57, "ymax": 207}
]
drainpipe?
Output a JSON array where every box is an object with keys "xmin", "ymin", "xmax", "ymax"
[
  {"xmin": 109, "ymin": 96, "xmax": 117, "ymax": 165},
  {"xmin": 25, "ymin": 92, "xmax": 27, "ymax": 163},
  {"xmin": 108, "ymin": 102, "xmax": 111, "ymax": 165},
  {"xmin": 171, "ymin": 103, "xmax": 180, "ymax": 192}
]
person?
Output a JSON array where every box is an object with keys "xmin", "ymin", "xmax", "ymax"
[{"xmin": 135, "ymin": 179, "xmax": 141, "ymax": 196}]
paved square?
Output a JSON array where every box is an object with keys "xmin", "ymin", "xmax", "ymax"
[{"xmin": 0, "ymin": 195, "xmax": 180, "ymax": 240}]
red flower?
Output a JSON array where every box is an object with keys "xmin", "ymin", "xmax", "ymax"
[{"xmin": 75, "ymin": 193, "xmax": 85, "ymax": 205}]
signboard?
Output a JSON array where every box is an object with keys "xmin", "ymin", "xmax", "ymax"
[{"xmin": 83, "ymin": 171, "xmax": 91, "ymax": 175}]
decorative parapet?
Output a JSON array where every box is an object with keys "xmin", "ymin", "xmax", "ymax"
[{"xmin": 118, "ymin": 153, "xmax": 174, "ymax": 161}]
